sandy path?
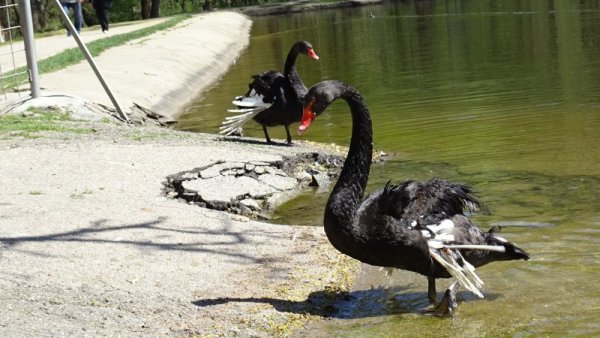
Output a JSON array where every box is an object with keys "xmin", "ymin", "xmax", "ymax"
[
  {"xmin": 0, "ymin": 11, "xmax": 353, "ymax": 337},
  {"xmin": 0, "ymin": 17, "xmax": 169, "ymax": 71},
  {"xmin": 0, "ymin": 122, "xmax": 349, "ymax": 337},
  {"xmin": 3, "ymin": 11, "xmax": 251, "ymax": 119}
]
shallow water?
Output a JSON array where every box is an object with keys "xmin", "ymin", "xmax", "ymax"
[{"xmin": 177, "ymin": 1, "xmax": 600, "ymax": 335}]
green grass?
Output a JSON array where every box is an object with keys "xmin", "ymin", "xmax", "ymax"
[
  {"xmin": 3, "ymin": 15, "xmax": 189, "ymax": 90},
  {"xmin": 0, "ymin": 109, "xmax": 94, "ymax": 138}
]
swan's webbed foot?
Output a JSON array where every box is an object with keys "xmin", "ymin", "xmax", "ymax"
[{"xmin": 426, "ymin": 281, "xmax": 459, "ymax": 316}]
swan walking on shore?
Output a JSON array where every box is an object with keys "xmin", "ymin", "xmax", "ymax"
[
  {"xmin": 298, "ymin": 80, "xmax": 529, "ymax": 314},
  {"xmin": 221, "ymin": 41, "xmax": 319, "ymax": 144}
]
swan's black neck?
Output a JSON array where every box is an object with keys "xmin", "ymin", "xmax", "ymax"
[
  {"xmin": 324, "ymin": 85, "xmax": 373, "ymax": 238},
  {"xmin": 284, "ymin": 48, "xmax": 307, "ymax": 98}
]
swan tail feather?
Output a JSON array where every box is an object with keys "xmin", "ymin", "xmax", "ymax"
[
  {"xmin": 220, "ymin": 106, "xmax": 269, "ymax": 136},
  {"xmin": 429, "ymin": 247, "xmax": 485, "ymax": 298},
  {"xmin": 231, "ymin": 90, "xmax": 272, "ymax": 108}
]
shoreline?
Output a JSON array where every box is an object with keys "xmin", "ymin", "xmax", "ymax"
[{"xmin": 237, "ymin": 0, "xmax": 385, "ymax": 17}]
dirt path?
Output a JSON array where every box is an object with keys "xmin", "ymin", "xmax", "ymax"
[
  {"xmin": 0, "ymin": 11, "xmax": 356, "ymax": 337},
  {"xmin": 0, "ymin": 17, "xmax": 169, "ymax": 71},
  {"xmin": 2, "ymin": 11, "xmax": 252, "ymax": 121},
  {"xmin": 0, "ymin": 119, "xmax": 355, "ymax": 337}
]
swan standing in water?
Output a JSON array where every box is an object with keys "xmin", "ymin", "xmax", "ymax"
[
  {"xmin": 221, "ymin": 41, "xmax": 319, "ymax": 145},
  {"xmin": 298, "ymin": 80, "xmax": 529, "ymax": 314}
]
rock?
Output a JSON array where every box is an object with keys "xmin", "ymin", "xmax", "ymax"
[
  {"xmin": 310, "ymin": 173, "xmax": 331, "ymax": 189},
  {"xmin": 245, "ymin": 164, "xmax": 255, "ymax": 171},
  {"xmin": 264, "ymin": 166, "xmax": 286, "ymax": 176},
  {"xmin": 199, "ymin": 165, "xmax": 221, "ymax": 179},
  {"xmin": 239, "ymin": 205, "xmax": 253, "ymax": 216},
  {"xmin": 181, "ymin": 172, "xmax": 198, "ymax": 180},
  {"xmin": 240, "ymin": 198, "xmax": 261, "ymax": 210},
  {"xmin": 221, "ymin": 169, "xmax": 236, "ymax": 176},
  {"xmin": 249, "ymin": 161, "xmax": 270, "ymax": 166},
  {"xmin": 200, "ymin": 162, "xmax": 246, "ymax": 179},
  {"xmin": 182, "ymin": 191, "xmax": 197, "ymax": 198},
  {"xmin": 182, "ymin": 175, "xmax": 276, "ymax": 203},
  {"xmin": 229, "ymin": 162, "xmax": 246, "ymax": 169},
  {"xmin": 295, "ymin": 171, "xmax": 313, "ymax": 183},
  {"xmin": 257, "ymin": 173, "xmax": 297, "ymax": 191},
  {"xmin": 254, "ymin": 166, "xmax": 265, "ymax": 175}
]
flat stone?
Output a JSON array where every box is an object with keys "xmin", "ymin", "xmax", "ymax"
[
  {"xmin": 257, "ymin": 173, "xmax": 297, "ymax": 191},
  {"xmin": 264, "ymin": 166, "xmax": 286, "ymax": 176},
  {"xmin": 239, "ymin": 205, "xmax": 253, "ymax": 216},
  {"xmin": 295, "ymin": 171, "xmax": 313, "ymax": 182},
  {"xmin": 249, "ymin": 161, "xmax": 270, "ymax": 166},
  {"xmin": 181, "ymin": 172, "xmax": 198, "ymax": 180},
  {"xmin": 221, "ymin": 169, "xmax": 236, "ymax": 176},
  {"xmin": 311, "ymin": 173, "xmax": 332, "ymax": 192},
  {"xmin": 200, "ymin": 162, "xmax": 246, "ymax": 179},
  {"xmin": 240, "ymin": 198, "xmax": 261, "ymax": 210},
  {"xmin": 182, "ymin": 176, "xmax": 276, "ymax": 203}
]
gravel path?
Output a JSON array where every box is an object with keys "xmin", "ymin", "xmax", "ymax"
[
  {"xmin": 0, "ymin": 121, "xmax": 355, "ymax": 337},
  {"xmin": 0, "ymin": 12, "xmax": 356, "ymax": 337}
]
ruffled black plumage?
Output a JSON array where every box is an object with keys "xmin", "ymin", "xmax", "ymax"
[
  {"xmin": 221, "ymin": 41, "xmax": 319, "ymax": 144},
  {"xmin": 299, "ymin": 80, "xmax": 529, "ymax": 312}
]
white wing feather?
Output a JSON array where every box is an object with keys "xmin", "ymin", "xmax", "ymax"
[
  {"xmin": 421, "ymin": 219, "xmax": 508, "ymax": 298},
  {"xmin": 220, "ymin": 91, "xmax": 273, "ymax": 136}
]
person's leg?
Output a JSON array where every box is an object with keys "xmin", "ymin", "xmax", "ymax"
[
  {"xmin": 93, "ymin": 4, "xmax": 103, "ymax": 30},
  {"xmin": 61, "ymin": 3, "xmax": 71, "ymax": 35},
  {"xmin": 102, "ymin": 6, "xmax": 110, "ymax": 31},
  {"xmin": 73, "ymin": 1, "xmax": 83, "ymax": 33}
]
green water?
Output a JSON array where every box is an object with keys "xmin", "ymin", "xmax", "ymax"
[{"xmin": 177, "ymin": 1, "xmax": 600, "ymax": 335}]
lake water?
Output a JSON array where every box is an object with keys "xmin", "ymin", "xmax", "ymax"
[{"xmin": 177, "ymin": 1, "xmax": 600, "ymax": 335}]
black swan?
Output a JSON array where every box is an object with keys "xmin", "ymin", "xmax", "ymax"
[
  {"xmin": 297, "ymin": 80, "xmax": 529, "ymax": 314},
  {"xmin": 220, "ymin": 41, "xmax": 319, "ymax": 144}
]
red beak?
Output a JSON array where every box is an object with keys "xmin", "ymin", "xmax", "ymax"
[
  {"xmin": 307, "ymin": 48, "xmax": 319, "ymax": 60},
  {"xmin": 298, "ymin": 101, "xmax": 316, "ymax": 135}
]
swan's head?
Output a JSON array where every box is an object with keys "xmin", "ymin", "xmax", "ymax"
[
  {"xmin": 298, "ymin": 100, "xmax": 317, "ymax": 135},
  {"xmin": 295, "ymin": 41, "xmax": 320, "ymax": 60},
  {"xmin": 298, "ymin": 80, "xmax": 342, "ymax": 135}
]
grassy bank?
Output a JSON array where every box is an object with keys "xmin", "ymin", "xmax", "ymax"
[
  {"xmin": 0, "ymin": 108, "xmax": 95, "ymax": 139},
  {"xmin": 4, "ymin": 15, "xmax": 189, "ymax": 91}
]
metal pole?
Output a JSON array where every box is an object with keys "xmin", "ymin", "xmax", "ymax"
[
  {"xmin": 53, "ymin": 0, "xmax": 129, "ymax": 122},
  {"xmin": 20, "ymin": 0, "xmax": 40, "ymax": 98}
]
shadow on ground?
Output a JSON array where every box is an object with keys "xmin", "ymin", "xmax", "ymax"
[
  {"xmin": 0, "ymin": 217, "xmax": 287, "ymax": 264},
  {"xmin": 192, "ymin": 286, "xmax": 500, "ymax": 319}
]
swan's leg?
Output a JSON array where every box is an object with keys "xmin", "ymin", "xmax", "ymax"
[
  {"xmin": 284, "ymin": 125, "xmax": 292, "ymax": 145},
  {"xmin": 262, "ymin": 125, "xmax": 273, "ymax": 144},
  {"xmin": 427, "ymin": 277, "xmax": 437, "ymax": 304},
  {"xmin": 431, "ymin": 281, "xmax": 459, "ymax": 316}
]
